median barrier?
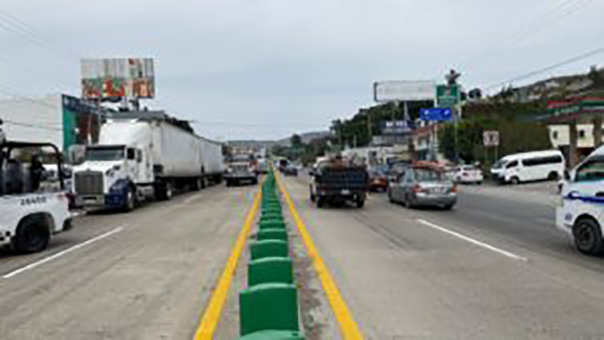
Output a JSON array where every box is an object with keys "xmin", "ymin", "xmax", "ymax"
[
  {"xmin": 250, "ymin": 240, "xmax": 289, "ymax": 260},
  {"xmin": 239, "ymin": 283, "xmax": 300, "ymax": 336},
  {"xmin": 248, "ymin": 257, "xmax": 294, "ymax": 286},
  {"xmin": 257, "ymin": 228, "xmax": 288, "ymax": 242}
]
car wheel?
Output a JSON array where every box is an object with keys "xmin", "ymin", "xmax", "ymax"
[
  {"xmin": 548, "ymin": 172, "xmax": 559, "ymax": 181},
  {"xmin": 573, "ymin": 217, "xmax": 604, "ymax": 256},
  {"xmin": 14, "ymin": 217, "xmax": 50, "ymax": 253},
  {"xmin": 510, "ymin": 177, "xmax": 520, "ymax": 185},
  {"xmin": 387, "ymin": 190, "xmax": 395, "ymax": 203}
]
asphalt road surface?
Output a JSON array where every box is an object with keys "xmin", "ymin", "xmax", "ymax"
[
  {"xmin": 3, "ymin": 175, "xmax": 604, "ymax": 339},
  {"xmin": 282, "ymin": 174, "xmax": 604, "ymax": 339},
  {"xmin": 0, "ymin": 184, "xmax": 257, "ymax": 340}
]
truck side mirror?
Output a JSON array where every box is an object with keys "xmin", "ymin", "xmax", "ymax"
[{"xmin": 127, "ymin": 148, "xmax": 136, "ymax": 160}]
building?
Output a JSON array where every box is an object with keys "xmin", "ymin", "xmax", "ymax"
[
  {"xmin": 0, "ymin": 94, "xmax": 109, "ymax": 154},
  {"xmin": 549, "ymin": 123, "xmax": 604, "ymax": 159}
]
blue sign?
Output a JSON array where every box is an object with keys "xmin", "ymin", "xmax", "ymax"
[
  {"xmin": 381, "ymin": 120, "xmax": 412, "ymax": 135},
  {"xmin": 419, "ymin": 108, "xmax": 452, "ymax": 121}
]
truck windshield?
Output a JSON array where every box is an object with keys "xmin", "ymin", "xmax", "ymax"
[{"xmin": 85, "ymin": 147, "xmax": 125, "ymax": 161}]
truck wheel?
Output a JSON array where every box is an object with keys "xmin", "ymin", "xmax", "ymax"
[
  {"xmin": 156, "ymin": 182, "xmax": 173, "ymax": 201},
  {"xmin": 356, "ymin": 199, "xmax": 365, "ymax": 208},
  {"xmin": 192, "ymin": 178, "xmax": 204, "ymax": 191},
  {"xmin": 548, "ymin": 172, "xmax": 559, "ymax": 181},
  {"xmin": 573, "ymin": 217, "xmax": 604, "ymax": 256},
  {"xmin": 124, "ymin": 187, "xmax": 137, "ymax": 212},
  {"xmin": 226, "ymin": 179, "xmax": 231, "ymax": 187},
  {"xmin": 13, "ymin": 217, "xmax": 50, "ymax": 253},
  {"xmin": 310, "ymin": 190, "xmax": 316, "ymax": 202}
]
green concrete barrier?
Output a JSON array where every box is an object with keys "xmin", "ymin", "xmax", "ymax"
[
  {"xmin": 261, "ymin": 212, "xmax": 283, "ymax": 220},
  {"xmin": 238, "ymin": 330, "xmax": 305, "ymax": 340},
  {"xmin": 250, "ymin": 240, "xmax": 289, "ymax": 260},
  {"xmin": 258, "ymin": 219, "xmax": 287, "ymax": 230},
  {"xmin": 239, "ymin": 283, "xmax": 299, "ymax": 336},
  {"xmin": 257, "ymin": 228, "xmax": 288, "ymax": 242},
  {"xmin": 248, "ymin": 257, "xmax": 294, "ymax": 287}
]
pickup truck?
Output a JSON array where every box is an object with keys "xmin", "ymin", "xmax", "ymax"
[{"xmin": 309, "ymin": 159, "xmax": 369, "ymax": 208}]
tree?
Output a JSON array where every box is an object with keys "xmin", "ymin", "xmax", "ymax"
[{"xmin": 290, "ymin": 134, "xmax": 303, "ymax": 149}]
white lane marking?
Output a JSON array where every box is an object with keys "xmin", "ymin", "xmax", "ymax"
[
  {"xmin": 2, "ymin": 227, "xmax": 124, "ymax": 279},
  {"xmin": 417, "ymin": 219, "xmax": 528, "ymax": 262}
]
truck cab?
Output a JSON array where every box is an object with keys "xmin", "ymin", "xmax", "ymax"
[
  {"xmin": 0, "ymin": 134, "xmax": 72, "ymax": 253},
  {"xmin": 73, "ymin": 144, "xmax": 151, "ymax": 210},
  {"xmin": 557, "ymin": 149, "xmax": 604, "ymax": 256}
]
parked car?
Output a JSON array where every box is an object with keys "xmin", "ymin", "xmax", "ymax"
[
  {"xmin": 388, "ymin": 163, "xmax": 457, "ymax": 210},
  {"xmin": 557, "ymin": 146, "xmax": 604, "ymax": 255},
  {"xmin": 368, "ymin": 165, "xmax": 389, "ymax": 192},
  {"xmin": 309, "ymin": 158, "xmax": 368, "ymax": 208},
  {"xmin": 454, "ymin": 164, "xmax": 483, "ymax": 184},
  {"xmin": 491, "ymin": 150, "xmax": 565, "ymax": 185}
]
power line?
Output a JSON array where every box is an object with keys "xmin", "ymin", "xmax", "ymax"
[
  {"xmin": 483, "ymin": 47, "xmax": 604, "ymax": 90},
  {"xmin": 461, "ymin": 0, "xmax": 593, "ymax": 73}
]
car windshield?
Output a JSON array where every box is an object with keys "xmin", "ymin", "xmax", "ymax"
[
  {"xmin": 492, "ymin": 159, "xmax": 508, "ymax": 169},
  {"xmin": 85, "ymin": 147, "xmax": 125, "ymax": 161}
]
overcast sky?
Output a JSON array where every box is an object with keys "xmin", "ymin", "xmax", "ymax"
[{"xmin": 2, "ymin": 0, "xmax": 603, "ymax": 140}]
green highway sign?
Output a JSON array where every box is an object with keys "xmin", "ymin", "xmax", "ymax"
[{"xmin": 436, "ymin": 84, "xmax": 460, "ymax": 108}]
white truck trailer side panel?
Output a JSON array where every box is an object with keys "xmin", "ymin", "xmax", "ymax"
[
  {"xmin": 152, "ymin": 121, "xmax": 203, "ymax": 178},
  {"xmin": 0, "ymin": 95, "xmax": 63, "ymax": 149},
  {"xmin": 199, "ymin": 138, "xmax": 225, "ymax": 175}
]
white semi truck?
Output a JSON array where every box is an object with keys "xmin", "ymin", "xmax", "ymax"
[{"xmin": 72, "ymin": 111, "xmax": 225, "ymax": 211}]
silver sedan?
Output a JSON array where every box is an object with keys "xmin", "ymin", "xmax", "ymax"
[{"xmin": 387, "ymin": 167, "xmax": 457, "ymax": 210}]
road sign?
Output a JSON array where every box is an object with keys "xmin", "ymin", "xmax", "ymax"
[
  {"xmin": 483, "ymin": 130, "xmax": 500, "ymax": 146},
  {"xmin": 419, "ymin": 108, "xmax": 452, "ymax": 121},
  {"xmin": 381, "ymin": 120, "xmax": 412, "ymax": 135},
  {"xmin": 437, "ymin": 84, "xmax": 460, "ymax": 108}
]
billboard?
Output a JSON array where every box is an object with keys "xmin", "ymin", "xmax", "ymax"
[
  {"xmin": 374, "ymin": 80, "xmax": 436, "ymax": 103},
  {"xmin": 81, "ymin": 58, "xmax": 155, "ymax": 100}
]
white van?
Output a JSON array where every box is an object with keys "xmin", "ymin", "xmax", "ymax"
[
  {"xmin": 556, "ymin": 146, "xmax": 604, "ymax": 255},
  {"xmin": 490, "ymin": 150, "xmax": 565, "ymax": 184}
]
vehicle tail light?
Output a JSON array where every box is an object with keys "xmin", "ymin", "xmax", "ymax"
[
  {"xmin": 451, "ymin": 185, "xmax": 458, "ymax": 193},
  {"xmin": 412, "ymin": 184, "xmax": 427, "ymax": 193}
]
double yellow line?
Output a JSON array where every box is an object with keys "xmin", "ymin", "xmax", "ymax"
[{"xmin": 194, "ymin": 176, "xmax": 363, "ymax": 339}]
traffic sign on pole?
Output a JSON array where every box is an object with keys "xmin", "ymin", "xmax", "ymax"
[
  {"xmin": 437, "ymin": 84, "xmax": 460, "ymax": 108},
  {"xmin": 419, "ymin": 108, "xmax": 452, "ymax": 121},
  {"xmin": 483, "ymin": 130, "xmax": 500, "ymax": 146}
]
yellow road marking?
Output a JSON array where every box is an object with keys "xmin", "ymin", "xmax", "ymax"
[
  {"xmin": 276, "ymin": 174, "xmax": 364, "ymax": 340},
  {"xmin": 193, "ymin": 187, "xmax": 261, "ymax": 340}
]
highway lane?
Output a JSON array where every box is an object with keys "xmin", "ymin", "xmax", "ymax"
[
  {"xmin": 283, "ymin": 174, "xmax": 604, "ymax": 339},
  {"xmin": 0, "ymin": 183, "xmax": 257, "ymax": 340}
]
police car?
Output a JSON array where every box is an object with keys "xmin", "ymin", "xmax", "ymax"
[
  {"xmin": 557, "ymin": 146, "xmax": 604, "ymax": 256},
  {"xmin": 0, "ymin": 126, "xmax": 72, "ymax": 253}
]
